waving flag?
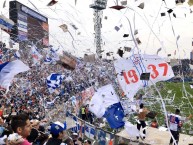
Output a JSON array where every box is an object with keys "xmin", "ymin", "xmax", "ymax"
[
  {"xmin": 47, "ymin": 73, "xmax": 64, "ymax": 93},
  {"xmin": 103, "ymin": 102, "xmax": 125, "ymax": 129},
  {"xmin": 0, "ymin": 60, "xmax": 30, "ymax": 90},
  {"xmin": 114, "ymin": 54, "xmax": 174, "ymax": 99},
  {"xmin": 14, "ymin": 51, "xmax": 20, "ymax": 59},
  {"xmin": 89, "ymin": 84, "xmax": 119, "ymax": 118},
  {"xmin": 44, "ymin": 46, "xmax": 59, "ymax": 64}
]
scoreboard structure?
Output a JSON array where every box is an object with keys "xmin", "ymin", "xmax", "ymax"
[{"xmin": 9, "ymin": 1, "xmax": 49, "ymax": 47}]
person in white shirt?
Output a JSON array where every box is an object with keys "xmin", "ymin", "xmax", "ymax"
[{"xmin": 168, "ymin": 109, "xmax": 192, "ymax": 145}]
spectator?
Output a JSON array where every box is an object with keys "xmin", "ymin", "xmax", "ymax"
[
  {"xmin": 83, "ymin": 139, "xmax": 91, "ymax": 145},
  {"xmin": 64, "ymin": 137, "xmax": 74, "ymax": 145},
  {"xmin": 150, "ymin": 119, "xmax": 158, "ymax": 128},
  {"xmin": 168, "ymin": 109, "xmax": 192, "ymax": 145},
  {"xmin": 45, "ymin": 121, "xmax": 67, "ymax": 145},
  {"xmin": 136, "ymin": 103, "xmax": 149, "ymax": 140},
  {"xmin": 27, "ymin": 120, "xmax": 40, "ymax": 143},
  {"xmin": 81, "ymin": 106, "xmax": 86, "ymax": 120},
  {"xmin": 11, "ymin": 113, "xmax": 32, "ymax": 145}
]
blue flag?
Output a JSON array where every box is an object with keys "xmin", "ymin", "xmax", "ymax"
[
  {"xmin": 103, "ymin": 102, "xmax": 125, "ymax": 129},
  {"xmin": 47, "ymin": 73, "xmax": 64, "ymax": 92}
]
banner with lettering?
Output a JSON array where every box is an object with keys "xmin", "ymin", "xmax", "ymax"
[
  {"xmin": 114, "ymin": 54, "xmax": 174, "ymax": 99},
  {"xmin": 85, "ymin": 123, "xmax": 96, "ymax": 140}
]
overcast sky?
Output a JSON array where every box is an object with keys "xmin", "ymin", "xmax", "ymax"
[{"xmin": 0, "ymin": 0, "xmax": 193, "ymax": 59}]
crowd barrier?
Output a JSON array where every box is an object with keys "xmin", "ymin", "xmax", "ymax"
[{"xmin": 66, "ymin": 113, "xmax": 150, "ymax": 145}]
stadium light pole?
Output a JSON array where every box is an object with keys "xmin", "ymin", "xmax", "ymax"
[{"xmin": 90, "ymin": 0, "xmax": 107, "ymax": 59}]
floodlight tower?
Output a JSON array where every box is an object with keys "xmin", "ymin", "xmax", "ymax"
[{"xmin": 90, "ymin": 0, "xmax": 107, "ymax": 58}]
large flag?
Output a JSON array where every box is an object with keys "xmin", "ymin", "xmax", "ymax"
[
  {"xmin": 47, "ymin": 73, "xmax": 64, "ymax": 93},
  {"xmin": 103, "ymin": 102, "xmax": 125, "ymax": 129},
  {"xmin": 114, "ymin": 54, "xmax": 174, "ymax": 99},
  {"xmin": 89, "ymin": 84, "xmax": 119, "ymax": 118},
  {"xmin": 0, "ymin": 60, "xmax": 30, "ymax": 90}
]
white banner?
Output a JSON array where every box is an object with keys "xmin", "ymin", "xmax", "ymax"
[
  {"xmin": 114, "ymin": 54, "xmax": 174, "ymax": 99},
  {"xmin": 89, "ymin": 84, "xmax": 119, "ymax": 118}
]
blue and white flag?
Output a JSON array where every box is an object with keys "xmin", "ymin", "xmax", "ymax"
[
  {"xmin": 50, "ymin": 46, "xmax": 59, "ymax": 53},
  {"xmin": 0, "ymin": 60, "xmax": 30, "ymax": 90},
  {"xmin": 46, "ymin": 96, "xmax": 60, "ymax": 106},
  {"xmin": 50, "ymin": 47, "xmax": 59, "ymax": 61},
  {"xmin": 47, "ymin": 73, "xmax": 64, "ymax": 92},
  {"xmin": 89, "ymin": 84, "xmax": 119, "ymax": 118},
  {"xmin": 103, "ymin": 102, "xmax": 125, "ymax": 129},
  {"xmin": 44, "ymin": 56, "xmax": 52, "ymax": 64},
  {"xmin": 14, "ymin": 51, "xmax": 20, "ymax": 59}
]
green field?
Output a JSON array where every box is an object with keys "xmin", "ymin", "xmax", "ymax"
[{"xmin": 142, "ymin": 82, "xmax": 193, "ymax": 135}]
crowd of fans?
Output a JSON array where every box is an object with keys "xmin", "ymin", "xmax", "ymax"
[
  {"xmin": 0, "ymin": 43, "xmax": 119, "ymax": 145},
  {"xmin": 1, "ymin": 41, "xmax": 193, "ymax": 144}
]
